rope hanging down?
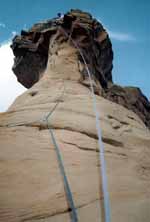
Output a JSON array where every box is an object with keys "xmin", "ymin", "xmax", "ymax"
[
  {"xmin": 63, "ymin": 29, "xmax": 111, "ymax": 222},
  {"xmin": 44, "ymin": 83, "xmax": 78, "ymax": 222}
]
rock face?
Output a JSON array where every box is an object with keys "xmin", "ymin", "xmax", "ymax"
[
  {"xmin": 0, "ymin": 9, "xmax": 150, "ymax": 222},
  {"xmin": 104, "ymin": 85, "xmax": 150, "ymax": 129},
  {"xmin": 11, "ymin": 9, "xmax": 113, "ymax": 89},
  {"xmin": 0, "ymin": 58, "xmax": 150, "ymax": 222},
  {"xmin": 11, "ymin": 9, "xmax": 150, "ymax": 129}
]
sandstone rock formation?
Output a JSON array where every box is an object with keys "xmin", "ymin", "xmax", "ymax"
[
  {"xmin": 11, "ymin": 9, "xmax": 113, "ymax": 89},
  {"xmin": 0, "ymin": 9, "xmax": 150, "ymax": 222},
  {"xmin": 11, "ymin": 9, "xmax": 150, "ymax": 129},
  {"xmin": 104, "ymin": 85, "xmax": 150, "ymax": 129}
]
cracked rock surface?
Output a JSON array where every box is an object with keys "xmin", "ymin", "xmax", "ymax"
[
  {"xmin": 11, "ymin": 9, "xmax": 150, "ymax": 129},
  {"xmin": 0, "ymin": 37, "xmax": 150, "ymax": 221}
]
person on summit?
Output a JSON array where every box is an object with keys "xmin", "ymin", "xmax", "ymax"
[{"xmin": 57, "ymin": 13, "xmax": 64, "ymax": 19}]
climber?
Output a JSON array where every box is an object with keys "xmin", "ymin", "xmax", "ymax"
[{"xmin": 57, "ymin": 13, "xmax": 64, "ymax": 19}]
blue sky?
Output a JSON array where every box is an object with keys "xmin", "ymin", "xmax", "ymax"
[{"xmin": 0, "ymin": 0, "xmax": 150, "ymax": 111}]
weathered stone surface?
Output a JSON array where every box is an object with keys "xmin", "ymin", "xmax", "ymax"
[
  {"xmin": 11, "ymin": 9, "xmax": 113, "ymax": 89},
  {"xmin": 10, "ymin": 9, "xmax": 150, "ymax": 129},
  {"xmin": 104, "ymin": 85, "xmax": 150, "ymax": 129},
  {"xmin": 0, "ymin": 38, "xmax": 150, "ymax": 221}
]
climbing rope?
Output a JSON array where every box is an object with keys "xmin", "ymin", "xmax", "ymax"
[
  {"xmin": 6, "ymin": 25, "xmax": 111, "ymax": 221},
  {"xmin": 63, "ymin": 28, "xmax": 111, "ymax": 222},
  {"xmin": 44, "ymin": 82, "xmax": 78, "ymax": 222}
]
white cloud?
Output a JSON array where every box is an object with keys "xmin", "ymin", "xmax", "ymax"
[
  {"xmin": 108, "ymin": 30, "xmax": 136, "ymax": 42},
  {"xmin": 12, "ymin": 31, "xmax": 17, "ymax": 37},
  {"xmin": 98, "ymin": 19, "xmax": 136, "ymax": 42},
  {"xmin": 0, "ymin": 31, "xmax": 18, "ymax": 46},
  {"xmin": 0, "ymin": 22, "xmax": 6, "ymax": 28},
  {"xmin": 0, "ymin": 41, "xmax": 26, "ymax": 112}
]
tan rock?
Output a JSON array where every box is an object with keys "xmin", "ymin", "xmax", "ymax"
[{"xmin": 0, "ymin": 42, "xmax": 150, "ymax": 222}]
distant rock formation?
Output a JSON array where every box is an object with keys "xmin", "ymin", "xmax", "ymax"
[{"xmin": 11, "ymin": 9, "xmax": 150, "ymax": 129}]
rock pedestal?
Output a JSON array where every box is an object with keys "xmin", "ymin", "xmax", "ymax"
[{"xmin": 0, "ymin": 9, "xmax": 150, "ymax": 222}]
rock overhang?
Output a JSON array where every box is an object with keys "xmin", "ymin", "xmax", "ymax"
[
  {"xmin": 10, "ymin": 9, "xmax": 150, "ymax": 129},
  {"xmin": 11, "ymin": 9, "xmax": 113, "ymax": 89}
]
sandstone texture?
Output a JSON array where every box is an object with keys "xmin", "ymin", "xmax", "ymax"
[
  {"xmin": 11, "ymin": 9, "xmax": 150, "ymax": 129},
  {"xmin": 0, "ymin": 9, "xmax": 150, "ymax": 222},
  {"xmin": 11, "ymin": 9, "xmax": 113, "ymax": 89}
]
